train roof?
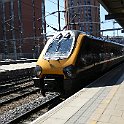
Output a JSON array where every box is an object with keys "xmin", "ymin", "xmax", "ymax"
[{"xmin": 70, "ymin": 30, "xmax": 124, "ymax": 47}]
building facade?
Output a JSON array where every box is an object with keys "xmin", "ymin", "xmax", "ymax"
[
  {"xmin": 0, "ymin": 0, "xmax": 46, "ymax": 60},
  {"xmin": 65, "ymin": 0, "xmax": 100, "ymax": 37}
]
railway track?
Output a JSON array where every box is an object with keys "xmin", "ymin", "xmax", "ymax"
[
  {"xmin": 0, "ymin": 77, "xmax": 32, "ymax": 89},
  {"xmin": 0, "ymin": 72, "xmax": 61, "ymax": 124},
  {"xmin": 0, "ymin": 86, "xmax": 39, "ymax": 105},
  {"xmin": 0, "ymin": 77, "xmax": 34, "ymax": 96},
  {"xmin": 0, "ymin": 92, "xmax": 60, "ymax": 124}
]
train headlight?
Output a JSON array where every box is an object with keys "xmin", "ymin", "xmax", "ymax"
[
  {"xmin": 34, "ymin": 65, "xmax": 42, "ymax": 77},
  {"xmin": 63, "ymin": 65, "xmax": 76, "ymax": 78}
]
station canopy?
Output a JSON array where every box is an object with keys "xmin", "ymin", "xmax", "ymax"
[{"xmin": 98, "ymin": 0, "xmax": 124, "ymax": 32}]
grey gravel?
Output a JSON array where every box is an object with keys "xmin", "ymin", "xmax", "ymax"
[{"xmin": 0, "ymin": 92, "xmax": 59, "ymax": 124}]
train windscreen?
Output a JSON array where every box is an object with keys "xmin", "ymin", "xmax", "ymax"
[{"xmin": 44, "ymin": 31, "xmax": 75, "ymax": 60}]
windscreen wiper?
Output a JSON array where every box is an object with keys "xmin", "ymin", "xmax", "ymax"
[{"xmin": 64, "ymin": 33, "xmax": 71, "ymax": 39}]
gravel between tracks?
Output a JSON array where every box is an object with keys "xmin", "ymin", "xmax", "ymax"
[
  {"xmin": 0, "ymin": 92, "xmax": 42, "ymax": 115},
  {"xmin": 0, "ymin": 92, "xmax": 59, "ymax": 124}
]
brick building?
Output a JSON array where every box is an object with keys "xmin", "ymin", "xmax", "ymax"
[
  {"xmin": 0, "ymin": 0, "xmax": 46, "ymax": 60},
  {"xmin": 64, "ymin": 0, "xmax": 100, "ymax": 37}
]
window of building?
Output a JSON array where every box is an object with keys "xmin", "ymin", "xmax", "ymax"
[{"xmin": 87, "ymin": 0, "xmax": 90, "ymax": 5}]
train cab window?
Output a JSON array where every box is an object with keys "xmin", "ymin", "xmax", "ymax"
[
  {"xmin": 44, "ymin": 32, "xmax": 75, "ymax": 60},
  {"xmin": 58, "ymin": 36, "xmax": 73, "ymax": 53}
]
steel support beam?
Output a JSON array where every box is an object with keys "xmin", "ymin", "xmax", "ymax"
[
  {"xmin": 32, "ymin": 0, "xmax": 36, "ymax": 41},
  {"xmin": 100, "ymin": 28, "xmax": 123, "ymax": 32},
  {"xmin": 10, "ymin": 1, "xmax": 17, "ymax": 60},
  {"xmin": 1, "ymin": 0, "xmax": 8, "ymax": 59},
  {"xmin": 18, "ymin": 0, "xmax": 23, "ymax": 56},
  {"xmin": 41, "ymin": 0, "xmax": 45, "ymax": 34},
  {"xmin": 105, "ymin": 13, "xmax": 124, "ymax": 20}
]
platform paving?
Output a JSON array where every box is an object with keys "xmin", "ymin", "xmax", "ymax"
[{"xmin": 30, "ymin": 63, "xmax": 124, "ymax": 124}]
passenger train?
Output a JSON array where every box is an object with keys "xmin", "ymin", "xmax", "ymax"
[{"xmin": 34, "ymin": 30, "xmax": 124, "ymax": 96}]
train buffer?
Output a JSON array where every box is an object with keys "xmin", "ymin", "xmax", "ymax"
[{"xmin": 30, "ymin": 63, "xmax": 124, "ymax": 124}]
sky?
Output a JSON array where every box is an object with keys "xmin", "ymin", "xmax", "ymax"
[
  {"xmin": 45, "ymin": 0, "xmax": 124, "ymax": 37},
  {"xmin": 45, "ymin": 0, "xmax": 65, "ymax": 35}
]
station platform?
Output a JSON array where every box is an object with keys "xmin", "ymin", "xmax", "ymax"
[
  {"xmin": 0, "ymin": 59, "xmax": 37, "ymax": 65},
  {"xmin": 30, "ymin": 63, "xmax": 124, "ymax": 124},
  {"xmin": 0, "ymin": 62, "xmax": 36, "ymax": 72},
  {"xmin": 0, "ymin": 61, "xmax": 36, "ymax": 81}
]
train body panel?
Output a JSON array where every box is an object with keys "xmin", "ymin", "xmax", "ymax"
[{"xmin": 34, "ymin": 30, "xmax": 124, "ymax": 96}]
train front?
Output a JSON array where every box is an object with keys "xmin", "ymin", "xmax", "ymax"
[{"xmin": 33, "ymin": 30, "xmax": 80, "ymax": 95}]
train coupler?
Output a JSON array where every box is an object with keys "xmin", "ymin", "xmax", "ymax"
[{"xmin": 33, "ymin": 77, "xmax": 46, "ymax": 97}]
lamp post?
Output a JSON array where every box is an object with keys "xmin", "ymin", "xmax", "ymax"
[{"xmin": 57, "ymin": 0, "xmax": 61, "ymax": 31}]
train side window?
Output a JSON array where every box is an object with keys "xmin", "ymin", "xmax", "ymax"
[
  {"xmin": 81, "ymin": 54, "xmax": 92, "ymax": 66},
  {"xmin": 80, "ymin": 45, "xmax": 94, "ymax": 66},
  {"xmin": 76, "ymin": 51, "xmax": 87, "ymax": 68},
  {"xmin": 121, "ymin": 49, "xmax": 124, "ymax": 55},
  {"xmin": 99, "ymin": 53, "xmax": 105, "ymax": 61}
]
